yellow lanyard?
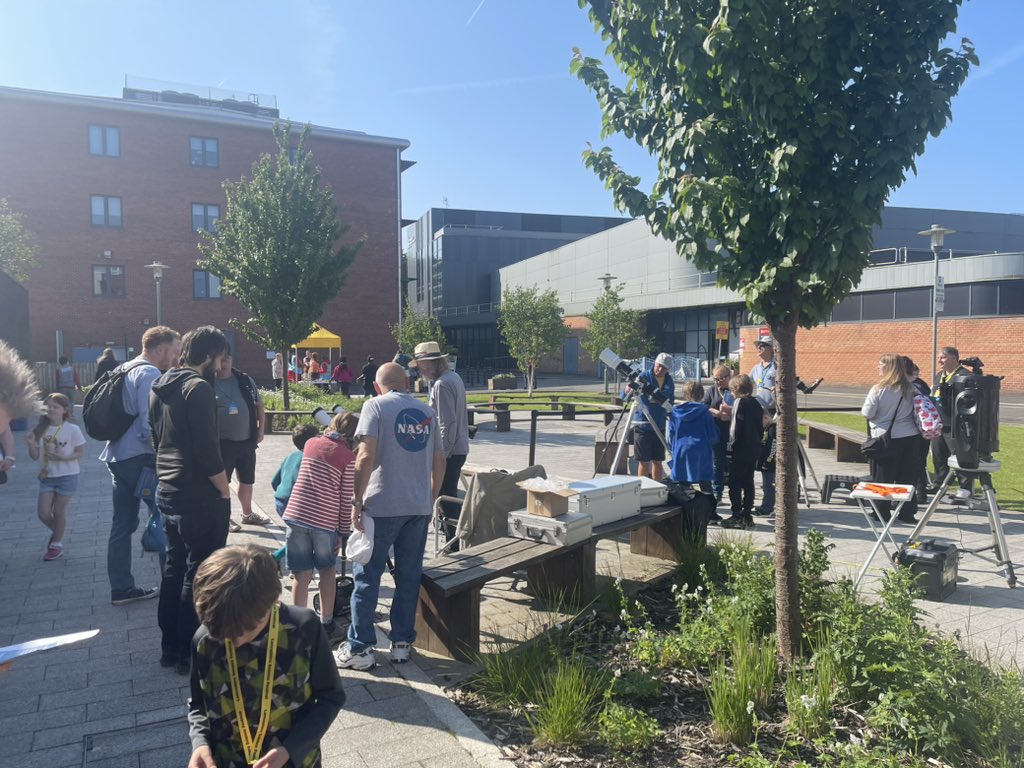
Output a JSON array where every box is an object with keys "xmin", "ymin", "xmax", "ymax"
[{"xmin": 225, "ymin": 603, "xmax": 280, "ymax": 765}]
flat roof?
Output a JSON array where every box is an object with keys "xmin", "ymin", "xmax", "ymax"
[{"xmin": 0, "ymin": 84, "xmax": 410, "ymax": 151}]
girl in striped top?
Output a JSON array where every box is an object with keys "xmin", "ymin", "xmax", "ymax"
[{"xmin": 283, "ymin": 413, "xmax": 358, "ymax": 636}]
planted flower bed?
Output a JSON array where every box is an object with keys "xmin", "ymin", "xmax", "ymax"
[{"xmin": 452, "ymin": 531, "xmax": 1024, "ymax": 767}]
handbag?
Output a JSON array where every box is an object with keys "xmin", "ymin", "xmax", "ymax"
[
  {"xmin": 141, "ymin": 508, "xmax": 167, "ymax": 553},
  {"xmin": 912, "ymin": 393, "xmax": 944, "ymax": 440},
  {"xmin": 860, "ymin": 396, "xmax": 905, "ymax": 460}
]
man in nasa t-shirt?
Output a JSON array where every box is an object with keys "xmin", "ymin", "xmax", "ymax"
[{"xmin": 335, "ymin": 363, "xmax": 446, "ymax": 670}]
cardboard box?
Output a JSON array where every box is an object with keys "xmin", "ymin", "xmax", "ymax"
[{"xmin": 516, "ymin": 483, "xmax": 578, "ymax": 518}]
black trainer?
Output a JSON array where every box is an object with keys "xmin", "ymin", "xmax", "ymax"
[
  {"xmin": 721, "ymin": 514, "xmax": 754, "ymax": 530},
  {"xmin": 111, "ymin": 587, "xmax": 159, "ymax": 605}
]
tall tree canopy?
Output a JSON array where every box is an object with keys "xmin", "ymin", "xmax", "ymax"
[
  {"xmin": 499, "ymin": 286, "xmax": 566, "ymax": 395},
  {"xmin": 0, "ymin": 198, "xmax": 39, "ymax": 282},
  {"xmin": 582, "ymin": 285, "xmax": 653, "ymax": 391},
  {"xmin": 391, "ymin": 300, "xmax": 450, "ymax": 357},
  {"xmin": 573, "ymin": 0, "xmax": 975, "ymax": 660},
  {"xmin": 199, "ymin": 122, "xmax": 362, "ymax": 407}
]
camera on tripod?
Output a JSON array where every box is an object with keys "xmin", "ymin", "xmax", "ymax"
[
  {"xmin": 944, "ymin": 357, "xmax": 1001, "ymax": 469},
  {"xmin": 599, "ymin": 348, "xmax": 668, "ymax": 404}
]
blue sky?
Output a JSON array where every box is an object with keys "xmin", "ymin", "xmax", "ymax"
[{"xmin": 2, "ymin": 1, "xmax": 1021, "ymax": 221}]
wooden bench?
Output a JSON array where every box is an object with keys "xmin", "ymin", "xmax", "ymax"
[
  {"xmin": 560, "ymin": 401, "xmax": 623, "ymax": 425},
  {"xmin": 800, "ymin": 418, "xmax": 868, "ymax": 463},
  {"xmin": 415, "ymin": 504, "xmax": 685, "ymax": 660}
]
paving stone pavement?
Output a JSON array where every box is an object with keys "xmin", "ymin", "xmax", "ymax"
[{"xmin": 2, "ymin": 400, "xmax": 1021, "ymax": 767}]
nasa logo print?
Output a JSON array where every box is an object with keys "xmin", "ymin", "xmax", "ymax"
[{"xmin": 394, "ymin": 408, "xmax": 432, "ymax": 452}]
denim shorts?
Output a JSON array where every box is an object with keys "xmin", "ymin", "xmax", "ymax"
[
  {"xmin": 39, "ymin": 473, "xmax": 79, "ymax": 496},
  {"xmin": 285, "ymin": 521, "xmax": 338, "ymax": 572}
]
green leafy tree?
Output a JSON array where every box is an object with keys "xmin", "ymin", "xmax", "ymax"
[
  {"xmin": 498, "ymin": 286, "xmax": 565, "ymax": 394},
  {"xmin": 391, "ymin": 300, "xmax": 450, "ymax": 356},
  {"xmin": 573, "ymin": 0, "xmax": 975, "ymax": 661},
  {"xmin": 581, "ymin": 285, "xmax": 653, "ymax": 392},
  {"xmin": 0, "ymin": 198, "xmax": 40, "ymax": 282},
  {"xmin": 199, "ymin": 122, "xmax": 363, "ymax": 408}
]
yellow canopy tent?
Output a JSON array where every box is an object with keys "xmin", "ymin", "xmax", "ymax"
[
  {"xmin": 292, "ymin": 324, "xmax": 343, "ymax": 372},
  {"xmin": 294, "ymin": 324, "xmax": 342, "ymax": 349}
]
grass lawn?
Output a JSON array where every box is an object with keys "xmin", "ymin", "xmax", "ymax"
[{"xmin": 801, "ymin": 411, "xmax": 1024, "ymax": 512}]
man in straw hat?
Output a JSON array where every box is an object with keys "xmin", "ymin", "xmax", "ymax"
[{"xmin": 409, "ymin": 341, "xmax": 469, "ymax": 546}]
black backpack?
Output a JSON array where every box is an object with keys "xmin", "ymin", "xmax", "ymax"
[{"xmin": 82, "ymin": 360, "xmax": 154, "ymax": 442}]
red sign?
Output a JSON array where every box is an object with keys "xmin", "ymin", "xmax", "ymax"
[{"xmin": 758, "ymin": 326, "xmax": 770, "ymax": 340}]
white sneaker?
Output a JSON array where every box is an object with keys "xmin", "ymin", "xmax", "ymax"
[
  {"xmin": 334, "ymin": 644, "xmax": 376, "ymax": 670},
  {"xmin": 954, "ymin": 488, "xmax": 972, "ymax": 501},
  {"xmin": 390, "ymin": 641, "xmax": 411, "ymax": 663}
]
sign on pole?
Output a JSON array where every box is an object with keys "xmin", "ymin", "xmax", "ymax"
[
  {"xmin": 715, "ymin": 320, "xmax": 730, "ymax": 341},
  {"xmin": 934, "ymin": 275, "xmax": 945, "ymax": 313}
]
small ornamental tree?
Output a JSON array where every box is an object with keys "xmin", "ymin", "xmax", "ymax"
[
  {"xmin": 0, "ymin": 198, "xmax": 40, "ymax": 282},
  {"xmin": 581, "ymin": 285, "xmax": 653, "ymax": 392},
  {"xmin": 199, "ymin": 122, "xmax": 363, "ymax": 408},
  {"xmin": 391, "ymin": 300, "xmax": 450, "ymax": 357},
  {"xmin": 498, "ymin": 286, "xmax": 566, "ymax": 395},
  {"xmin": 573, "ymin": 0, "xmax": 975, "ymax": 661}
]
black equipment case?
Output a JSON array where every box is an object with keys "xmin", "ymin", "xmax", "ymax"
[{"xmin": 896, "ymin": 539, "xmax": 958, "ymax": 601}]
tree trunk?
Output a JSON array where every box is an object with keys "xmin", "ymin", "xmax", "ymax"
[
  {"xmin": 281, "ymin": 348, "xmax": 291, "ymax": 410},
  {"xmin": 772, "ymin": 315, "xmax": 801, "ymax": 665},
  {"xmin": 526, "ymin": 364, "xmax": 535, "ymax": 395}
]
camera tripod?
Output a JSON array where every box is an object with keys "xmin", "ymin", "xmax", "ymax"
[
  {"xmin": 906, "ymin": 456, "xmax": 1016, "ymax": 588},
  {"xmin": 604, "ymin": 388, "xmax": 670, "ymax": 477}
]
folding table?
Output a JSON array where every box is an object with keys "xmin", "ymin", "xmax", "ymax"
[{"xmin": 850, "ymin": 483, "xmax": 915, "ymax": 590}]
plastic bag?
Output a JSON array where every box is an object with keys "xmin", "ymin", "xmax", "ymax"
[
  {"xmin": 141, "ymin": 509, "xmax": 167, "ymax": 553},
  {"xmin": 346, "ymin": 516, "xmax": 374, "ymax": 565}
]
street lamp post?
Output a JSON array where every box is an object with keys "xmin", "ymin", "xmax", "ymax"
[
  {"xmin": 917, "ymin": 224, "xmax": 956, "ymax": 378},
  {"xmin": 597, "ymin": 272, "xmax": 618, "ymax": 292},
  {"xmin": 145, "ymin": 262, "xmax": 169, "ymax": 326}
]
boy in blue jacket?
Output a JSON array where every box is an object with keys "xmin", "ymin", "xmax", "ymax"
[{"xmin": 667, "ymin": 380, "xmax": 719, "ymax": 492}]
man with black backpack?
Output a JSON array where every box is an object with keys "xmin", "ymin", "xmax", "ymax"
[{"xmin": 96, "ymin": 326, "xmax": 180, "ymax": 605}]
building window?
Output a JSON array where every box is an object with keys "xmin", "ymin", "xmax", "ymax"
[
  {"xmin": 92, "ymin": 265, "xmax": 125, "ymax": 297},
  {"xmin": 192, "ymin": 203, "xmax": 220, "ymax": 232},
  {"xmin": 193, "ymin": 270, "xmax": 222, "ymax": 299},
  {"xmin": 861, "ymin": 291, "xmax": 895, "ymax": 321},
  {"xmin": 894, "ymin": 287, "xmax": 932, "ymax": 319},
  {"xmin": 91, "ymin": 195, "xmax": 122, "ymax": 227},
  {"xmin": 999, "ymin": 280, "xmax": 1024, "ymax": 315},
  {"xmin": 88, "ymin": 125, "xmax": 120, "ymax": 157},
  {"xmin": 970, "ymin": 283, "xmax": 999, "ymax": 316},
  {"xmin": 830, "ymin": 295, "xmax": 861, "ymax": 322},
  {"xmin": 189, "ymin": 136, "xmax": 219, "ymax": 167},
  {"xmin": 940, "ymin": 284, "xmax": 970, "ymax": 317}
]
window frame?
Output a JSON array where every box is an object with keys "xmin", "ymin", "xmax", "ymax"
[
  {"xmin": 191, "ymin": 202, "xmax": 220, "ymax": 233},
  {"xmin": 192, "ymin": 269, "xmax": 222, "ymax": 300},
  {"xmin": 92, "ymin": 265, "xmax": 126, "ymax": 298},
  {"xmin": 90, "ymin": 194, "xmax": 123, "ymax": 228},
  {"xmin": 88, "ymin": 124, "xmax": 120, "ymax": 157},
  {"xmin": 189, "ymin": 135, "xmax": 220, "ymax": 167}
]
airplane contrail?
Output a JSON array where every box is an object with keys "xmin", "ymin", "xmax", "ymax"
[{"xmin": 467, "ymin": 0, "xmax": 486, "ymax": 26}]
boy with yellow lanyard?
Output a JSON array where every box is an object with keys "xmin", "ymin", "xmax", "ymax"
[{"xmin": 187, "ymin": 546, "xmax": 345, "ymax": 768}]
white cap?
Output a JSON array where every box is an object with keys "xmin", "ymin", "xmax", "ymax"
[{"xmin": 655, "ymin": 353, "xmax": 673, "ymax": 369}]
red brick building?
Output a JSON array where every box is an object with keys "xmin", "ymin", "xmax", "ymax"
[{"xmin": 0, "ymin": 84, "xmax": 409, "ymax": 385}]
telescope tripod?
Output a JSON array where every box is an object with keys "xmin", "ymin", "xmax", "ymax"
[
  {"xmin": 907, "ymin": 457, "xmax": 1016, "ymax": 588},
  {"xmin": 608, "ymin": 391, "xmax": 670, "ymax": 477}
]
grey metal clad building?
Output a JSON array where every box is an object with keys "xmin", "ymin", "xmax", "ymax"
[
  {"xmin": 403, "ymin": 208, "xmax": 627, "ymax": 367},
  {"xmin": 498, "ymin": 206, "xmax": 1024, "ymax": 373}
]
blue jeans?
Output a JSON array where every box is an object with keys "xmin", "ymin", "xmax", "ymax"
[
  {"xmin": 759, "ymin": 471, "xmax": 776, "ymax": 513},
  {"xmin": 347, "ymin": 514, "xmax": 429, "ymax": 652},
  {"xmin": 711, "ymin": 440, "xmax": 728, "ymax": 501},
  {"xmin": 107, "ymin": 454, "xmax": 155, "ymax": 594}
]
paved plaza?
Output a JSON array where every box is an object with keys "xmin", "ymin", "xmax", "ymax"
[{"xmin": 1, "ymin": 392, "xmax": 1022, "ymax": 767}]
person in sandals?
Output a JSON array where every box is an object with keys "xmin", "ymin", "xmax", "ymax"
[{"xmin": 214, "ymin": 351, "xmax": 271, "ymax": 530}]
